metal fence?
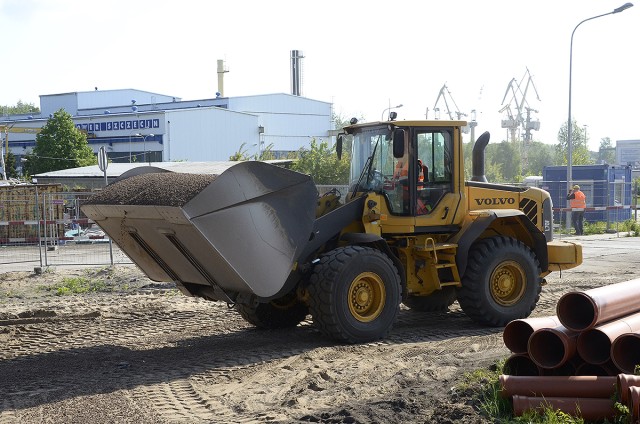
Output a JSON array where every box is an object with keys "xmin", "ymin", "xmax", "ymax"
[
  {"xmin": 524, "ymin": 179, "xmax": 636, "ymax": 232},
  {"xmin": 0, "ymin": 183, "xmax": 636, "ymax": 271},
  {"xmin": 0, "ymin": 190, "xmax": 131, "ymax": 270}
]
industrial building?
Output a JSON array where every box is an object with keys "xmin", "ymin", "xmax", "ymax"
[
  {"xmin": 0, "ymin": 53, "xmax": 332, "ymax": 175},
  {"xmin": 1, "ymin": 88, "xmax": 333, "ymax": 173},
  {"xmin": 616, "ymin": 139, "xmax": 640, "ymax": 169}
]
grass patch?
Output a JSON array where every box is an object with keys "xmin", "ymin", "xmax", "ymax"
[
  {"xmin": 46, "ymin": 277, "xmax": 110, "ymax": 296},
  {"xmin": 556, "ymin": 219, "xmax": 640, "ymax": 236}
]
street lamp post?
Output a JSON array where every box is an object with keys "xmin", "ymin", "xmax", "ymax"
[
  {"xmin": 381, "ymin": 104, "xmax": 403, "ymax": 121},
  {"xmin": 567, "ymin": 3, "xmax": 633, "ymax": 191},
  {"xmin": 566, "ymin": 2, "xmax": 633, "ymax": 231},
  {"xmin": 469, "ymin": 109, "xmax": 478, "ymax": 143},
  {"xmin": 134, "ymin": 133, "xmax": 155, "ymax": 164}
]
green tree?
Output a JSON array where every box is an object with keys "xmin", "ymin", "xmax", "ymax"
[
  {"xmin": 598, "ymin": 137, "xmax": 616, "ymax": 164},
  {"xmin": 556, "ymin": 119, "xmax": 592, "ymax": 166},
  {"xmin": 333, "ymin": 112, "xmax": 364, "ymax": 154},
  {"xmin": 1, "ymin": 100, "xmax": 40, "ymax": 115},
  {"xmin": 524, "ymin": 141, "xmax": 557, "ymax": 176},
  {"xmin": 23, "ymin": 109, "xmax": 96, "ymax": 175},
  {"xmin": 5, "ymin": 151, "xmax": 18, "ymax": 178},
  {"xmin": 486, "ymin": 141, "xmax": 522, "ymax": 182},
  {"xmin": 291, "ymin": 138, "xmax": 350, "ymax": 185}
]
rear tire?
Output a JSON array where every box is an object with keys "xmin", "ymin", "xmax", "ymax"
[
  {"xmin": 236, "ymin": 292, "xmax": 309, "ymax": 329},
  {"xmin": 404, "ymin": 287, "xmax": 457, "ymax": 312},
  {"xmin": 456, "ymin": 236, "xmax": 541, "ymax": 327},
  {"xmin": 308, "ymin": 246, "xmax": 401, "ymax": 343}
]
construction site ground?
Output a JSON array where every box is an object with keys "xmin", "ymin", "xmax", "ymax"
[{"xmin": 0, "ymin": 232, "xmax": 639, "ymax": 423}]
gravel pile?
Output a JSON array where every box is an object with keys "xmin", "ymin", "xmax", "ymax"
[{"xmin": 85, "ymin": 172, "xmax": 218, "ymax": 207}]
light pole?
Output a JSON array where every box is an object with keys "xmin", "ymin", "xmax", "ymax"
[
  {"xmin": 381, "ymin": 104, "xmax": 403, "ymax": 121},
  {"xmin": 134, "ymin": 133, "xmax": 155, "ymax": 163},
  {"xmin": 129, "ymin": 133, "xmax": 135, "ymax": 163},
  {"xmin": 469, "ymin": 109, "xmax": 478, "ymax": 143},
  {"xmin": 567, "ymin": 3, "xmax": 633, "ymax": 192}
]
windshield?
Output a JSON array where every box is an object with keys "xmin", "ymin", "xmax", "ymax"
[
  {"xmin": 349, "ymin": 126, "xmax": 393, "ymax": 193},
  {"xmin": 348, "ymin": 124, "xmax": 454, "ymax": 216}
]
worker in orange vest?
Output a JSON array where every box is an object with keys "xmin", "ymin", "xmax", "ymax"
[
  {"xmin": 566, "ymin": 184, "xmax": 586, "ymax": 235},
  {"xmin": 394, "ymin": 157, "xmax": 426, "ymax": 214}
]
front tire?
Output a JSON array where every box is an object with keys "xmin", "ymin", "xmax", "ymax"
[
  {"xmin": 456, "ymin": 236, "xmax": 541, "ymax": 326},
  {"xmin": 236, "ymin": 292, "xmax": 309, "ymax": 329},
  {"xmin": 308, "ymin": 246, "xmax": 401, "ymax": 343}
]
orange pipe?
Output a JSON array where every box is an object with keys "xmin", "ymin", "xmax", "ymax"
[
  {"xmin": 503, "ymin": 315, "xmax": 561, "ymax": 354},
  {"xmin": 577, "ymin": 312, "xmax": 640, "ymax": 365},
  {"xmin": 551, "ymin": 356, "xmax": 584, "ymax": 376},
  {"xmin": 611, "ymin": 332, "xmax": 640, "ymax": 374},
  {"xmin": 499, "ymin": 375, "xmax": 616, "ymax": 399},
  {"xmin": 528, "ymin": 325, "xmax": 579, "ymax": 369},
  {"xmin": 503, "ymin": 353, "xmax": 543, "ymax": 376},
  {"xmin": 618, "ymin": 374, "xmax": 640, "ymax": 405},
  {"xmin": 575, "ymin": 360, "xmax": 620, "ymax": 377},
  {"xmin": 557, "ymin": 278, "xmax": 640, "ymax": 332},
  {"xmin": 512, "ymin": 395, "xmax": 615, "ymax": 420},
  {"xmin": 630, "ymin": 386, "xmax": 640, "ymax": 422}
]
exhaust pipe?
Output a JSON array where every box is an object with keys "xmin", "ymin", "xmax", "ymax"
[
  {"xmin": 512, "ymin": 395, "xmax": 616, "ymax": 421},
  {"xmin": 619, "ymin": 374, "xmax": 640, "ymax": 405},
  {"xmin": 471, "ymin": 131, "xmax": 490, "ymax": 182},
  {"xmin": 611, "ymin": 332, "xmax": 640, "ymax": 373},
  {"xmin": 557, "ymin": 278, "xmax": 640, "ymax": 332},
  {"xmin": 577, "ymin": 311, "xmax": 640, "ymax": 365},
  {"xmin": 499, "ymin": 375, "xmax": 616, "ymax": 399},
  {"xmin": 503, "ymin": 316, "xmax": 561, "ymax": 354},
  {"xmin": 528, "ymin": 325, "xmax": 579, "ymax": 369}
]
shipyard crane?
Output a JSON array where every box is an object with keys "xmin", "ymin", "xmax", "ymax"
[
  {"xmin": 431, "ymin": 84, "xmax": 469, "ymax": 133},
  {"xmin": 499, "ymin": 68, "xmax": 541, "ymax": 167},
  {"xmin": 500, "ymin": 68, "xmax": 540, "ymax": 142}
]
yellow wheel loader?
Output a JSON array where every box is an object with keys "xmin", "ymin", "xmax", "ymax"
[{"xmin": 81, "ymin": 118, "xmax": 582, "ymax": 343}]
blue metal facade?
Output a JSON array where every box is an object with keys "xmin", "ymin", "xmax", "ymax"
[{"xmin": 542, "ymin": 164, "xmax": 632, "ymax": 223}]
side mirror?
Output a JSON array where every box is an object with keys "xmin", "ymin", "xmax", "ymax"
[
  {"xmin": 336, "ymin": 135, "xmax": 343, "ymax": 160},
  {"xmin": 392, "ymin": 129, "xmax": 405, "ymax": 158}
]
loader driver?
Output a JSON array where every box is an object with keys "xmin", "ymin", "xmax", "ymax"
[{"xmin": 392, "ymin": 153, "xmax": 425, "ymax": 214}]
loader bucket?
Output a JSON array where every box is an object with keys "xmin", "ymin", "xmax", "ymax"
[{"xmin": 81, "ymin": 161, "xmax": 317, "ymax": 301}]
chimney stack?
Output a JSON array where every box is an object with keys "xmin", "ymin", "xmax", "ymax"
[
  {"xmin": 217, "ymin": 59, "xmax": 228, "ymax": 97},
  {"xmin": 290, "ymin": 50, "xmax": 304, "ymax": 96}
]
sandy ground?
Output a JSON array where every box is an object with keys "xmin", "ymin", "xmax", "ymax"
[{"xmin": 1, "ymin": 233, "xmax": 639, "ymax": 423}]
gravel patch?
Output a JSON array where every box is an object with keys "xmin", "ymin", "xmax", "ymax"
[{"xmin": 85, "ymin": 173, "xmax": 217, "ymax": 207}]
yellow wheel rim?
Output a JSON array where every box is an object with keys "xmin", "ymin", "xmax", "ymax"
[
  {"xmin": 490, "ymin": 260, "xmax": 526, "ymax": 306},
  {"xmin": 348, "ymin": 272, "xmax": 386, "ymax": 322}
]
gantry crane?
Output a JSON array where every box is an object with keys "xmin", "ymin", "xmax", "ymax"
[
  {"xmin": 431, "ymin": 84, "xmax": 469, "ymax": 133},
  {"xmin": 499, "ymin": 68, "xmax": 541, "ymax": 166}
]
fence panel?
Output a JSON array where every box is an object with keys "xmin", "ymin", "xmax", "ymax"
[
  {"xmin": 0, "ymin": 189, "xmax": 45, "ymax": 267},
  {"xmin": 0, "ymin": 189, "xmax": 132, "ymax": 270},
  {"xmin": 40, "ymin": 191, "xmax": 132, "ymax": 267}
]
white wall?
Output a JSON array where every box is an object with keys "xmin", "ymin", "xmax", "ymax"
[{"xmin": 164, "ymin": 107, "xmax": 259, "ymax": 161}]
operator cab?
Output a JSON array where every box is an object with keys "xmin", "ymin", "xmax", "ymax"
[{"xmin": 340, "ymin": 120, "xmax": 455, "ymax": 218}]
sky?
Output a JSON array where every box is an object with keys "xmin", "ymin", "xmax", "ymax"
[{"xmin": 1, "ymin": 0, "xmax": 638, "ymax": 151}]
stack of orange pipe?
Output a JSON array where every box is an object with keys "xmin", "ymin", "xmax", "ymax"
[
  {"xmin": 500, "ymin": 279, "xmax": 640, "ymax": 420},
  {"xmin": 503, "ymin": 279, "xmax": 640, "ymax": 376}
]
